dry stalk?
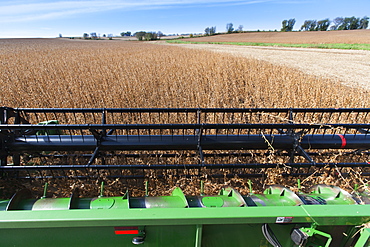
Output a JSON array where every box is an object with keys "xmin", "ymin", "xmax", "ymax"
[{"xmin": 0, "ymin": 39, "xmax": 369, "ymax": 196}]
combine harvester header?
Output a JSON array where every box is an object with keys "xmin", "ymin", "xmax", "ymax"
[{"xmin": 0, "ymin": 107, "xmax": 370, "ymax": 246}]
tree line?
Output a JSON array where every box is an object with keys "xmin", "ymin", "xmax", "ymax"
[
  {"xmin": 79, "ymin": 16, "xmax": 368, "ymax": 41},
  {"xmin": 83, "ymin": 32, "xmax": 114, "ymax": 40},
  {"xmin": 204, "ymin": 23, "xmax": 244, "ymax": 36},
  {"xmin": 133, "ymin": 31, "xmax": 164, "ymax": 41},
  {"xmin": 81, "ymin": 31, "xmax": 164, "ymax": 41},
  {"xmin": 206, "ymin": 17, "xmax": 368, "ymax": 35},
  {"xmin": 281, "ymin": 16, "xmax": 369, "ymax": 32}
]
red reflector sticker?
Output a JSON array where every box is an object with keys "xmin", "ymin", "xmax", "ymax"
[
  {"xmin": 114, "ymin": 227, "xmax": 139, "ymax": 235},
  {"xmin": 115, "ymin": 230, "xmax": 139, "ymax": 235},
  {"xmin": 337, "ymin": 134, "xmax": 347, "ymax": 148}
]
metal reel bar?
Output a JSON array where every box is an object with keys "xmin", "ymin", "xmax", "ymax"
[
  {"xmin": 2, "ymin": 107, "xmax": 370, "ymax": 125},
  {"xmin": 0, "ymin": 107, "xmax": 369, "ymax": 173}
]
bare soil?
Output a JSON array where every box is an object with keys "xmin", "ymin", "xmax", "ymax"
[{"xmin": 186, "ymin": 29, "xmax": 370, "ymax": 44}]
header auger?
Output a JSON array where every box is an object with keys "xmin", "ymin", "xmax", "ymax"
[
  {"xmin": 0, "ymin": 183, "xmax": 370, "ymax": 246},
  {"xmin": 0, "ymin": 107, "xmax": 370, "ymax": 246}
]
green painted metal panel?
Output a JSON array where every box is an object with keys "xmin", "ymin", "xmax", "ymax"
[
  {"xmin": 0, "ymin": 185, "xmax": 369, "ymax": 246},
  {"xmin": 218, "ymin": 187, "xmax": 246, "ymax": 207},
  {"xmin": 0, "ymin": 200, "xmax": 9, "ymax": 210},
  {"xmin": 355, "ymin": 228, "xmax": 370, "ymax": 247},
  {"xmin": 0, "ymin": 225, "xmax": 198, "ymax": 247},
  {"xmin": 90, "ymin": 198, "xmax": 115, "ymax": 209},
  {"xmin": 0, "ymin": 205, "xmax": 367, "ymax": 246},
  {"xmin": 144, "ymin": 195, "xmax": 187, "ymax": 208},
  {"xmin": 202, "ymin": 224, "xmax": 294, "ymax": 247},
  {"xmin": 0, "ymin": 205, "xmax": 368, "ymax": 229},
  {"xmin": 32, "ymin": 198, "xmax": 71, "ymax": 210},
  {"xmin": 36, "ymin": 120, "xmax": 62, "ymax": 135},
  {"xmin": 309, "ymin": 185, "xmax": 357, "ymax": 205},
  {"xmin": 202, "ymin": 197, "xmax": 224, "ymax": 207},
  {"xmin": 256, "ymin": 185, "xmax": 303, "ymax": 206},
  {"xmin": 0, "ymin": 223, "xmax": 364, "ymax": 247}
]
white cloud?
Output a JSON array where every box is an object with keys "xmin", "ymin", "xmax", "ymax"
[{"xmin": 0, "ymin": 0, "xmax": 276, "ymax": 23}]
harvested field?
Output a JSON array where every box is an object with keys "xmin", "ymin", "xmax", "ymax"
[
  {"xmin": 0, "ymin": 38, "xmax": 369, "ymax": 197},
  {"xmin": 164, "ymin": 43, "xmax": 370, "ymax": 91},
  {"xmin": 165, "ymin": 24, "xmax": 370, "ymax": 91},
  {"xmin": 186, "ymin": 29, "xmax": 370, "ymax": 44}
]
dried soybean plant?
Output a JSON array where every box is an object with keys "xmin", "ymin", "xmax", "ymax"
[{"xmin": 0, "ymin": 39, "xmax": 369, "ymax": 196}]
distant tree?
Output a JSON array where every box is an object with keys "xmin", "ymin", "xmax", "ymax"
[
  {"xmin": 281, "ymin": 18, "xmax": 295, "ymax": 32},
  {"xmin": 336, "ymin": 16, "xmax": 359, "ymax": 30},
  {"xmin": 59, "ymin": 33, "xmax": 62, "ymax": 38},
  {"xmin": 204, "ymin": 26, "xmax": 216, "ymax": 36},
  {"xmin": 121, "ymin": 31, "xmax": 132, "ymax": 37},
  {"xmin": 330, "ymin": 16, "xmax": 368, "ymax": 30},
  {"xmin": 103, "ymin": 34, "xmax": 106, "ymax": 38},
  {"xmin": 300, "ymin": 20, "xmax": 317, "ymax": 31},
  {"xmin": 134, "ymin": 31, "xmax": 146, "ymax": 41},
  {"xmin": 133, "ymin": 31, "xmax": 158, "ymax": 41},
  {"xmin": 226, "ymin": 23, "xmax": 234, "ymax": 33},
  {"xmin": 316, "ymin": 19, "xmax": 331, "ymax": 31},
  {"xmin": 108, "ymin": 34, "xmax": 113, "ymax": 40},
  {"xmin": 237, "ymin": 25, "xmax": 244, "ymax": 32},
  {"xmin": 83, "ymin": 33, "xmax": 89, "ymax": 39},
  {"xmin": 349, "ymin": 16, "xmax": 360, "ymax": 30},
  {"xmin": 331, "ymin": 17, "xmax": 344, "ymax": 30},
  {"xmin": 204, "ymin": 27, "xmax": 210, "ymax": 36},
  {"xmin": 309, "ymin": 21, "xmax": 318, "ymax": 31},
  {"xmin": 281, "ymin": 20, "xmax": 288, "ymax": 31},
  {"xmin": 344, "ymin": 16, "xmax": 360, "ymax": 30},
  {"xmin": 288, "ymin": 18, "xmax": 296, "ymax": 31},
  {"xmin": 157, "ymin": 31, "xmax": 164, "ymax": 39},
  {"xmin": 144, "ymin": 32, "xmax": 151, "ymax": 41},
  {"xmin": 300, "ymin": 21, "xmax": 307, "ymax": 31},
  {"xmin": 144, "ymin": 32, "xmax": 158, "ymax": 41},
  {"xmin": 359, "ymin": 16, "xmax": 369, "ymax": 29},
  {"xmin": 90, "ymin": 32, "xmax": 97, "ymax": 40}
]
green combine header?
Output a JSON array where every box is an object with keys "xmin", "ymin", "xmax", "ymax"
[{"xmin": 0, "ymin": 107, "xmax": 370, "ymax": 246}]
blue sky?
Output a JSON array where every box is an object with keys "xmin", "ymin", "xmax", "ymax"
[{"xmin": 0, "ymin": 0, "xmax": 369, "ymax": 38}]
